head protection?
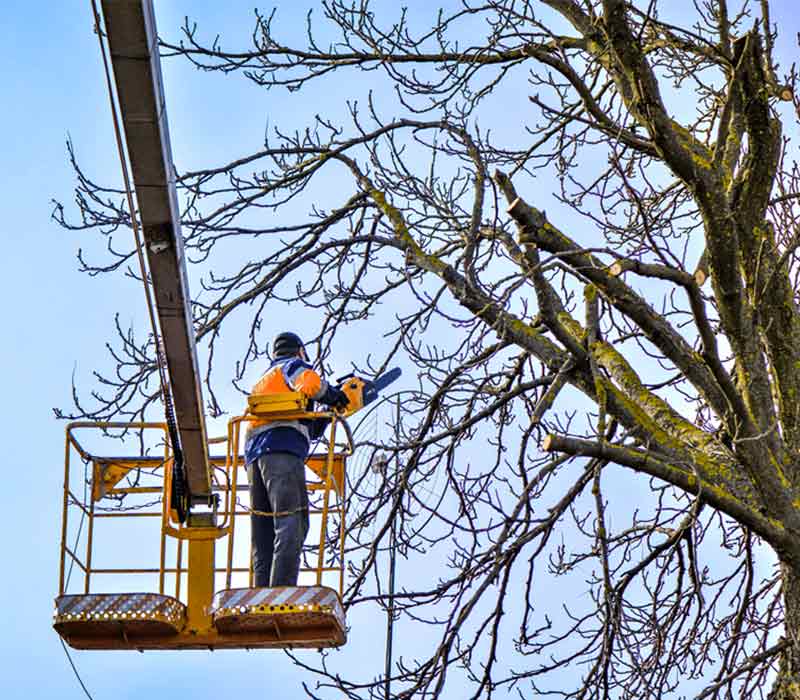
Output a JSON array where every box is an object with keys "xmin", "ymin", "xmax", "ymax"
[{"xmin": 272, "ymin": 331, "xmax": 305, "ymax": 358}]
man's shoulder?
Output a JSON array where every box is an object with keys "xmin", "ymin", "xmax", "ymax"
[{"xmin": 279, "ymin": 357, "xmax": 316, "ymax": 376}]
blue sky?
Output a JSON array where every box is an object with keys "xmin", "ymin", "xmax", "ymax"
[
  {"xmin": 3, "ymin": 1, "xmax": 800, "ymax": 698},
  {"xmin": 1, "ymin": 2, "xmax": 362, "ymax": 697},
  {"xmin": 3, "ymin": 2, "xmax": 446, "ymax": 696}
]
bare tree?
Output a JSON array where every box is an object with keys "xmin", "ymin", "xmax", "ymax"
[{"xmin": 55, "ymin": 1, "xmax": 800, "ymax": 697}]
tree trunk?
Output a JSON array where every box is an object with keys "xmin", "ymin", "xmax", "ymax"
[{"xmin": 771, "ymin": 566, "xmax": 800, "ymax": 699}]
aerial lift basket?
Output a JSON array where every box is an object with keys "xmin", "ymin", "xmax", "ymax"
[{"xmin": 54, "ymin": 404, "xmax": 351, "ymax": 651}]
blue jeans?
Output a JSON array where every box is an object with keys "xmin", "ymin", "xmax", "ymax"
[{"xmin": 249, "ymin": 452, "xmax": 309, "ymax": 587}]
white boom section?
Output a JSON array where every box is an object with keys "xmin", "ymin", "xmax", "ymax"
[{"xmin": 101, "ymin": 0, "xmax": 211, "ymax": 502}]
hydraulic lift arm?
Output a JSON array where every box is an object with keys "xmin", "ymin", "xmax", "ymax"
[{"xmin": 100, "ymin": 0, "xmax": 211, "ymax": 505}]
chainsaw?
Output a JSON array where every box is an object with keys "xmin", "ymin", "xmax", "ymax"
[{"xmin": 337, "ymin": 367, "xmax": 402, "ymax": 416}]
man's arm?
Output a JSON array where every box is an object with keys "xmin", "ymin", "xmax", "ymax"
[{"xmin": 284, "ymin": 359, "xmax": 349, "ymax": 408}]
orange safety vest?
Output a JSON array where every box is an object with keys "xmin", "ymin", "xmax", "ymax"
[{"xmin": 246, "ymin": 357, "xmax": 327, "ymax": 441}]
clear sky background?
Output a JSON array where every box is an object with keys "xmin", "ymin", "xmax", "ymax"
[
  {"xmin": 2, "ymin": 1, "xmax": 799, "ymax": 699},
  {"xmin": 2, "ymin": 2, "xmax": 373, "ymax": 697}
]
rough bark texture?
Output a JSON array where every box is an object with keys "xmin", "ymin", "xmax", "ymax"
[{"xmin": 772, "ymin": 569, "xmax": 800, "ymax": 699}]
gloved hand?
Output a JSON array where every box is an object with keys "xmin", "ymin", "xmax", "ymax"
[{"xmin": 321, "ymin": 385, "xmax": 350, "ymax": 410}]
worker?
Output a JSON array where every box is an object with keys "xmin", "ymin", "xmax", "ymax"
[{"xmin": 245, "ymin": 331, "xmax": 349, "ymax": 587}]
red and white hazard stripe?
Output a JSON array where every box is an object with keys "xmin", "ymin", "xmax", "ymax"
[
  {"xmin": 210, "ymin": 585, "xmax": 344, "ymax": 626},
  {"xmin": 55, "ymin": 593, "xmax": 185, "ymax": 624}
]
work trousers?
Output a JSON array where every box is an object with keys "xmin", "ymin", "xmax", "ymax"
[{"xmin": 248, "ymin": 452, "xmax": 310, "ymax": 587}]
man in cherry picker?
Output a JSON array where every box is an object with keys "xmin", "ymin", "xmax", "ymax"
[{"xmin": 245, "ymin": 331, "xmax": 350, "ymax": 588}]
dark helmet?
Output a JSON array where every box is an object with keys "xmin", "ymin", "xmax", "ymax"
[{"xmin": 272, "ymin": 331, "xmax": 305, "ymax": 358}]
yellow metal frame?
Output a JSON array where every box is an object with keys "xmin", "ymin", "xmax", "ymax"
[
  {"xmin": 56, "ymin": 402, "xmax": 352, "ymax": 649},
  {"xmin": 225, "ymin": 395, "xmax": 352, "ymax": 594},
  {"xmin": 59, "ymin": 422, "xmax": 173, "ymax": 598}
]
